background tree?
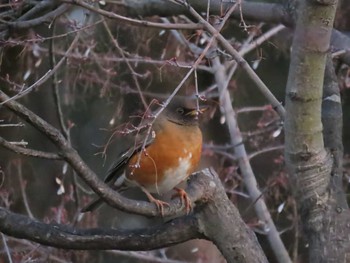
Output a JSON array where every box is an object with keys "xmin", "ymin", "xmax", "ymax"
[{"xmin": 0, "ymin": 0, "xmax": 349, "ymax": 262}]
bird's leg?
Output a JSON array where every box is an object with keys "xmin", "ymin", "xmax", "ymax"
[
  {"xmin": 140, "ymin": 186, "xmax": 169, "ymax": 216},
  {"xmin": 172, "ymin": 187, "xmax": 192, "ymax": 214}
]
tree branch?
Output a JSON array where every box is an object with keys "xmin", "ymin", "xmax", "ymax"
[
  {"xmin": 63, "ymin": 0, "xmax": 202, "ymax": 30},
  {"xmin": 7, "ymin": 4, "xmax": 70, "ymax": 29},
  {"xmin": 15, "ymin": 0, "xmax": 61, "ymax": 22},
  {"xmin": 0, "ymin": 207, "xmax": 202, "ymax": 250},
  {"xmin": 0, "ymin": 136, "xmax": 62, "ymax": 160},
  {"xmin": 123, "ymin": 0, "xmax": 290, "ymax": 25},
  {"xmin": 196, "ymin": 169, "xmax": 268, "ymax": 263}
]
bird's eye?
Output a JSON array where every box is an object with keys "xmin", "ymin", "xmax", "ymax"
[{"xmin": 176, "ymin": 107, "xmax": 185, "ymax": 114}]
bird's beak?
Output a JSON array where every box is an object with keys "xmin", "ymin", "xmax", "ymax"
[{"xmin": 186, "ymin": 106, "xmax": 208, "ymax": 116}]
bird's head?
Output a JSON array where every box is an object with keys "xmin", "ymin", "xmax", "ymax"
[{"xmin": 162, "ymin": 97, "xmax": 206, "ymax": 126}]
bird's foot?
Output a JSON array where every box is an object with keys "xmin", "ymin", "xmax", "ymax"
[
  {"xmin": 141, "ymin": 186, "xmax": 169, "ymax": 216},
  {"xmin": 172, "ymin": 187, "xmax": 192, "ymax": 214}
]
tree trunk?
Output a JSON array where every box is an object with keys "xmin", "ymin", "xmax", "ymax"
[{"xmin": 284, "ymin": 0, "xmax": 350, "ymax": 262}]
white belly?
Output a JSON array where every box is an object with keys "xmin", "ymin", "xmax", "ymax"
[
  {"xmin": 145, "ymin": 156, "xmax": 192, "ymax": 194},
  {"xmin": 122, "ymin": 155, "xmax": 192, "ymax": 195}
]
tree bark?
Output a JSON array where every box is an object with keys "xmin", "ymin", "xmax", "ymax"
[
  {"xmin": 196, "ymin": 169, "xmax": 268, "ymax": 263},
  {"xmin": 284, "ymin": 0, "xmax": 350, "ymax": 262}
]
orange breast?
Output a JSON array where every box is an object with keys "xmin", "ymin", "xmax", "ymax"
[{"xmin": 126, "ymin": 121, "xmax": 202, "ymax": 194}]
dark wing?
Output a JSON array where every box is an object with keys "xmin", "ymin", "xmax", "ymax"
[
  {"xmin": 80, "ymin": 148, "xmax": 135, "ymax": 213},
  {"xmin": 103, "ymin": 147, "xmax": 137, "ymax": 184},
  {"xmin": 80, "ymin": 134, "xmax": 154, "ymax": 213}
]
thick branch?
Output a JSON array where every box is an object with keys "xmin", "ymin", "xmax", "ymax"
[
  {"xmin": 7, "ymin": 4, "xmax": 70, "ymax": 30},
  {"xmin": 123, "ymin": 0, "xmax": 290, "ymax": 25},
  {"xmin": 64, "ymin": 0, "xmax": 202, "ymax": 30},
  {"xmin": 15, "ymin": 0, "xmax": 61, "ymax": 22},
  {"xmin": 197, "ymin": 169, "xmax": 268, "ymax": 263},
  {"xmin": 0, "ymin": 3, "xmax": 69, "ymax": 39},
  {"xmin": 0, "ymin": 207, "xmax": 202, "ymax": 250}
]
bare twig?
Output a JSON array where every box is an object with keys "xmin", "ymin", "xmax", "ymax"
[
  {"xmin": 107, "ymin": 250, "xmax": 189, "ymax": 263},
  {"xmin": 0, "ymin": 136, "xmax": 62, "ymax": 160},
  {"xmin": 0, "ymin": 71, "xmax": 53, "ymax": 105},
  {"xmin": 49, "ymin": 22, "xmax": 70, "ymax": 140},
  {"xmin": 332, "ymin": 49, "xmax": 347, "ymax": 58},
  {"xmin": 248, "ymin": 145, "xmax": 284, "ymax": 160},
  {"xmin": 238, "ymin": 0, "xmax": 248, "ymax": 31},
  {"xmin": 177, "ymin": 0, "xmax": 285, "ymax": 118},
  {"xmin": 209, "ymin": 148, "xmax": 236, "ymax": 161},
  {"xmin": 1, "ymin": 233, "xmax": 13, "ymax": 263},
  {"xmin": 241, "ymin": 124, "xmax": 280, "ymax": 138},
  {"xmin": 6, "ymin": 237, "xmax": 76, "ymax": 263},
  {"xmin": 16, "ymin": 161, "xmax": 35, "ymax": 219},
  {"xmin": 1, "ymin": 32, "xmax": 80, "ymax": 105},
  {"xmin": 102, "ymin": 20, "xmax": 148, "ymax": 109},
  {"xmin": 6, "ymin": 141, "xmax": 27, "ymax": 146},
  {"xmin": 236, "ymin": 106, "xmax": 272, "ymax": 114},
  {"xmin": 37, "ymin": 46, "xmax": 213, "ymax": 72},
  {"xmin": 239, "ymin": 24, "xmax": 285, "ymax": 56},
  {"xmin": 3, "ymin": 19, "xmax": 103, "ymax": 45},
  {"xmin": 0, "ymin": 122, "xmax": 25, "ymax": 127},
  {"xmin": 223, "ymin": 24, "xmax": 286, "ymax": 89}
]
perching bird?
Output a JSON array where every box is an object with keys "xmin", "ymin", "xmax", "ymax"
[{"xmin": 81, "ymin": 98, "xmax": 204, "ymax": 215}]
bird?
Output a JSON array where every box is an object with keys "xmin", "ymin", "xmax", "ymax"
[{"xmin": 81, "ymin": 97, "xmax": 204, "ymax": 215}]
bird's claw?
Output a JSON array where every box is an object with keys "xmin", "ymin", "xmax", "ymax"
[{"xmin": 172, "ymin": 187, "xmax": 192, "ymax": 214}]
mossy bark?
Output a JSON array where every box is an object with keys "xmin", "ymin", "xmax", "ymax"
[{"xmin": 285, "ymin": 0, "xmax": 350, "ymax": 262}]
